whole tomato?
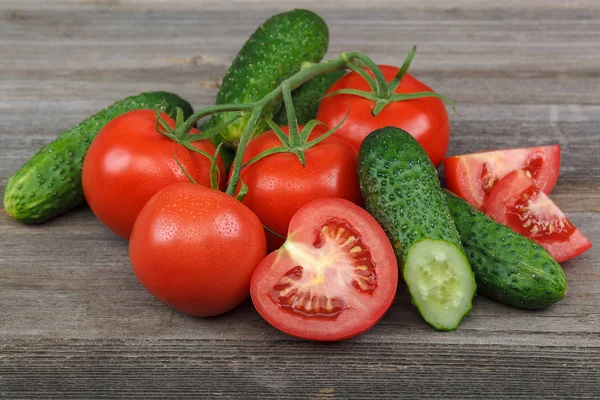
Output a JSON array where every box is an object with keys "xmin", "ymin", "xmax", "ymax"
[
  {"xmin": 82, "ymin": 110, "xmax": 225, "ymax": 239},
  {"xmin": 129, "ymin": 182, "xmax": 267, "ymax": 317},
  {"xmin": 236, "ymin": 125, "xmax": 363, "ymax": 250},
  {"xmin": 317, "ymin": 66, "xmax": 450, "ymax": 167}
]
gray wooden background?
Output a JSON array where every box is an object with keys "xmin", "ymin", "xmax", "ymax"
[{"xmin": 1, "ymin": 0, "xmax": 599, "ymax": 398}]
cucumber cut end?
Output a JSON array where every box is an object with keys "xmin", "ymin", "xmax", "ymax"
[{"xmin": 404, "ymin": 239, "xmax": 476, "ymax": 331}]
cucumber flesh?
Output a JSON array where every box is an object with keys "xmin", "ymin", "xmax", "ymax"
[{"xmin": 404, "ymin": 239, "xmax": 475, "ymax": 330}]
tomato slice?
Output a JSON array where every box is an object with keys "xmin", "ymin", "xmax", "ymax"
[
  {"xmin": 444, "ymin": 145, "xmax": 560, "ymax": 211},
  {"xmin": 485, "ymin": 169, "xmax": 592, "ymax": 263},
  {"xmin": 250, "ymin": 198, "xmax": 398, "ymax": 341}
]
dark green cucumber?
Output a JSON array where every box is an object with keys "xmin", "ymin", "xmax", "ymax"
[
  {"xmin": 444, "ymin": 191, "xmax": 567, "ymax": 309},
  {"xmin": 358, "ymin": 127, "xmax": 476, "ymax": 331},
  {"xmin": 274, "ymin": 70, "xmax": 345, "ymax": 126},
  {"xmin": 4, "ymin": 92, "xmax": 193, "ymax": 223},
  {"xmin": 209, "ymin": 9, "xmax": 329, "ymax": 147}
]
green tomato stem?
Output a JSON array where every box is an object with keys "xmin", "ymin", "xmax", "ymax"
[
  {"xmin": 387, "ymin": 45, "xmax": 417, "ymax": 94},
  {"xmin": 226, "ymin": 107, "xmax": 264, "ymax": 196},
  {"xmin": 282, "ymin": 80, "xmax": 301, "ymax": 148},
  {"xmin": 209, "ymin": 143, "xmax": 224, "ymax": 190},
  {"xmin": 343, "ymin": 51, "xmax": 390, "ymax": 98}
]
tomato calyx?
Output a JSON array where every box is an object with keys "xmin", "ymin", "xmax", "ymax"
[
  {"xmin": 241, "ymin": 81, "xmax": 349, "ymax": 170},
  {"xmin": 154, "ymin": 108, "xmax": 233, "ymax": 191},
  {"xmin": 329, "ymin": 46, "xmax": 458, "ymax": 116}
]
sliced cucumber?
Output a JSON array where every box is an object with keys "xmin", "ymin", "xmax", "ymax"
[
  {"xmin": 404, "ymin": 239, "xmax": 475, "ymax": 330},
  {"xmin": 358, "ymin": 127, "xmax": 476, "ymax": 330}
]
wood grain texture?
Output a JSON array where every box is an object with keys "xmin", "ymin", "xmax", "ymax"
[{"xmin": 1, "ymin": 1, "xmax": 599, "ymax": 399}]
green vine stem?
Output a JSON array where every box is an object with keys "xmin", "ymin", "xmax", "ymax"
[{"xmin": 164, "ymin": 47, "xmax": 454, "ymax": 199}]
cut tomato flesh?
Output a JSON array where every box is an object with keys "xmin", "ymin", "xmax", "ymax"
[
  {"xmin": 444, "ymin": 145, "xmax": 560, "ymax": 211},
  {"xmin": 486, "ymin": 169, "xmax": 591, "ymax": 263},
  {"xmin": 251, "ymin": 198, "xmax": 398, "ymax": 341},
  {"xmin": 270, "ymin": 218, "xmax": 377, "ymax": 319},
  {"xmin": 506, "ymin": 186, "xmax": 575, "ymax": 240}
]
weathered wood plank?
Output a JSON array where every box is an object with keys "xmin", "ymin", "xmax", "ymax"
[
  {"xmin": 1, "ymin": 339, "xmax": 599, "ymax": 399},
  {"xmin": 4, "ymin": 0, "xmax": 600, "ymax": 11},
  {"xmin": 3, "ymin": 7, "xmax": 600, "ymax": 76}
]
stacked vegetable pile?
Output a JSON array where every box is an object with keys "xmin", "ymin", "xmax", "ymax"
[{"xmin": 3, "ymin": 9, "xmax": 591, "ymax": 340}]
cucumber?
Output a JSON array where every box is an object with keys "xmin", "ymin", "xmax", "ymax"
[
  {"xmin": 208, "ymin": 9, "xmax": 329, "ymax": 148},
  {"xmin": 358, "ymin": 127, "xmax": 476, "ymax": 331},
  {"xmin": 274, "ymin": 70, "xmax": 346, "ymax": 126},
  {"xmin": 4, "ymin": 92, "xmax": 193, "ymax": 223},
  {"xmin": 444, "ymin": 191, "xmax": 567, "ymax": 309}
]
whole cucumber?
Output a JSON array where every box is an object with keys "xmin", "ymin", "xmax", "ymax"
[
  {"xmin": 4, "ymin": 92, "xmax": 193, "ymax": 223},
  {"xmin": 274, "ymin": 70, "xmax": 346, "ymax": 126},
  {"xmin": 444, "ymin": 191, "xmax": 567, "ymax": 309},
  {"xmin": 358, "ymin": 127, "xmax": 476, "ymax": 331},
  {"xmin": 209, "ymin": 9, "xmax": 329, "ymax": 148}
]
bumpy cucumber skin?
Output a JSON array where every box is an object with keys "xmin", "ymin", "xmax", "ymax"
[
  {"xmin": 211, "ymin": 9, "xmax": 329, "ymax": 147},
  {"xmin": 358, "ymin": 127, "xmax": 464, "ymax": 258},
  {"xmin": 4, "ymin": 92, "xmax": 193, "ymax": 223},
  {"xmin": 444, "ymin": 191, "xmax": 567, "ymax": 309},
  {"xmin": 274, "ymin": 70, "xmax": 346, "ymax": 126},
  {"xmin": 358, "ymin": 127, "xmax": 475, "ymax": 330}
]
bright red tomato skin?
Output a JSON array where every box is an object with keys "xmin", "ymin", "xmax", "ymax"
[
  {"xmin": 82, "ymin": 110, "xmax": 225, "ymax": 239},
  {"xmin": 250, "ymin": 198, "xmax": 398, "ymax": 341},
  {"xmin": 237, "ymin": 125, "xmax": 363, "ymax": 250},
  {"xmin": 485, "ymin": 169, "xmax": 591, "ymax": 263},
  {"xmin": 444, "ymin": 145, "xmax": 560, "ymax": 211},
  {"xmin": 129, "ymin": 182, "xmax": 267, "ymax": 317},
  {"xmin": 317, "ymin": 66, "xmax": 450, "ymax": 166}
]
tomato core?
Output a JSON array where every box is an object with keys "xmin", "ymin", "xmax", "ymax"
[{"xmin": 268, "ymin": 218, "xmax": 377, "ymax": 319}]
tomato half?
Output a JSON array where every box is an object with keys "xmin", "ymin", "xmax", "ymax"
[
  {"xmin": 83, "ymin": 110, "xmax": 225, "ymax": 239},
  {"xmin": 237, "ymin": 125, "xmax": 363, "ymax": 250},
  {"xmin": 444, "ymin": 145, "xmax": 560, "ymax": 211},
  {"xmin": 316, "ymin": 66, "xmax": 450, "ymax": 166},
  {"xmin": 129, "ymin": 182, "xmax": 267, "ymax": 316},
  {"xmin": 250, "ymin": 198, "xmax": 398, "ymax": 341},
  {"xmin": 485, "ymin": 169, "xmax": 591, "ymax": 263}
]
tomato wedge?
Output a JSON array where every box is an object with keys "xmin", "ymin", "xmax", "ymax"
[
  {"xmin": 444, "ymin": 145, "xmax": 560, "ymax": 211},
  {"xmin": 250, "ymin": 198, "xmax": 398, "ymax": 341},
  {"xmin": 485, "ymin": 169, "xmax": 592, "ymax": 263}
]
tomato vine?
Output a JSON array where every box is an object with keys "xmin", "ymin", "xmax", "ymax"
[{"xmin": 160, "ymin": 48, "xmax": 453, "ymax": 199}]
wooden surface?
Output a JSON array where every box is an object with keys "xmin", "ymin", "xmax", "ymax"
[{"xmin": 1, "ymin": 1, "xmax": 599, "ymax": 398}]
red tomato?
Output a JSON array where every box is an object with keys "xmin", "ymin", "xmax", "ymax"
[
  {"xmin": 237, "ymin": 125, "xmax": 363, "ymax": 250},
  {"xmin": 316, "ymin": 66, "xmax": 450, "ymax": 166},
  {"xmin": 250, "ymin": 198, "xmax": 398, "ymax": 341},
  {"xmin": 444, "ymin": 145, "xmax": 560, "ymax": 211},
  {"xmin": 83, "ymin": 110, "xmax": 225, "ymax": 239},
  {"xmin": 129, "ymin": 182, "xmax": 267, "ymax": 316},
  {"xmin": 485, "ymin": 170, "xmax": 591, "ymax": 263}
]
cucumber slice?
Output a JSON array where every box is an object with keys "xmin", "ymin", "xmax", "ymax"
[
  {"xmin": 404, "ymin": 239, "xmax": 476, "ymax": 330},
  {"xmin": 358, "ymin": 127, "xmax": 476, "ymax": 331}
]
